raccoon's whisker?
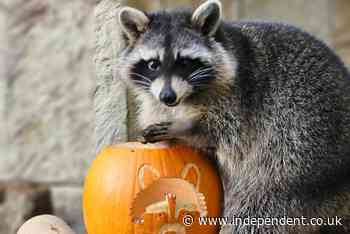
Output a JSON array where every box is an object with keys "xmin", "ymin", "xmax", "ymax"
[
  {"xmin": 133, "ymin": 80, "xmax": 151, "ymax": 87},
  {"xmin": 190, "ymin": 74, "xmax": 214, "ymax": 82},
  {"xmin": 132, "ymin": 76, "xmax": 152, "ymax": 84},
  {"xmin": 134, "ymin": 80, "xmax": 150, "ymax": 85},
  {"xmin": 189, "ymin": 67, "xmax": 214, "ymax": 79},
  {"xmin": 188, "ymin": 68, "xmax": 213, "ymax": 79},
  {"xmin": 190, "ymin": 73, "xmax": 213, "ymax": 81},
  {"xmin": 188, "ymin": 67, "xmax": 204, "ymax": 77},
  {"xmin": 191, "ymin": 73, "xmax": 213, "ymax": 79},
  {"xmin": 189, "ymin": 71, "xmax": 214, "ymax": 81},
  {"xmin": 130, "ymin": 72, "xmax": 153, "ymax": 83}
]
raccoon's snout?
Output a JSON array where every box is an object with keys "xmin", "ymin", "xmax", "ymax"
[
  {"xmin": 150, "ymin": 77, "xmax": 193, "ymax": 107},
  {"xmin": 159, "ymin": 88, "xmax": 178, "ymax": 106}
]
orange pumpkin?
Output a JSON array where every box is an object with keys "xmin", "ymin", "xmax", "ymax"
[{"xmin": 83, "ymin": 142, "xmax": 222, "ymax": 234}]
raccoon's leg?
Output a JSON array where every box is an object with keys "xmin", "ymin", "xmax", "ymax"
[
  {"xmin": 140, "ymin": 120, "xmax": 197, "ymax": 143},
  {"xmin": 140, "ymin": 122, "xmax": 173, "ymax": 143}
]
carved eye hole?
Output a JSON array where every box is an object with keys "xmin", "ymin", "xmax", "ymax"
[{"xmin": 147, "ymin": 59, "xmax": 161, "ymax": 71}]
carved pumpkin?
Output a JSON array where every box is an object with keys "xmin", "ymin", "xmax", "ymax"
[{"xmin": 83, "ymin": 142, "xmax": 222, "ymax": 234}]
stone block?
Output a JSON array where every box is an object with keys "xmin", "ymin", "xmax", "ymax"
[{"xmin": 0, "ymin": 0, "xmax": 97, "ymax": 183}]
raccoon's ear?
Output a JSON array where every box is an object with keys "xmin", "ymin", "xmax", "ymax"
[
  {"xmin": 118, "ymin": 7, "xmax": 150, "ymax": 44},
  {"xmin": 191, "ymin": 0, "xmax": 222, "ymax": 37}
]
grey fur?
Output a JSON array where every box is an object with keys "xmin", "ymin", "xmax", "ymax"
[{"xmin": 117, "ymin": 1, "xmax": 350, "ymax": 233}]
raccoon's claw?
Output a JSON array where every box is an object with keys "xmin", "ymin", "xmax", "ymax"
[{"xmin": 140, "ymin": 122, "xmax": 172, "ymax": 143}]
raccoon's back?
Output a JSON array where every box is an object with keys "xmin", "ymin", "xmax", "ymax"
[
  {"xmin": 220, "ymin": 20, "xmax": 350, "ymax": 128},
  {"xmin": 215, "ymin": 21, "xmax": 350, "ymax": 180}
]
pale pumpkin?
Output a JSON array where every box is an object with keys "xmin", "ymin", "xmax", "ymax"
[
  {"xmin": 83, "ymin": 142, "xmax": 222, "ymax": 234},
  {"xmin": 17, "ymin": 215, "xmax": 76, "ymax": 234}
]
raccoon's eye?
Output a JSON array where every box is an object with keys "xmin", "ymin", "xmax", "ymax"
[{"xmin": 147, "ymin": 59, "xmax": 161, "ymax": 71}]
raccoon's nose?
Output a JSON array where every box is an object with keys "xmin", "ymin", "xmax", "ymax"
[{"xmin": 159, "ymin": 88, "xmax": 177, "ymax": 106}]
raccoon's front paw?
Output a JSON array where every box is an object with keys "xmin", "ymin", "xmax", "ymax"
[{"xmin": 140, "ymin": 122, "xmax": 173, "ymax": 143}]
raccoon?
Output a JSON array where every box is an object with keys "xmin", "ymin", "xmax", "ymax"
[{"xmin": 116, "ymin": 0, "xmax": 350, "ymax": 233}]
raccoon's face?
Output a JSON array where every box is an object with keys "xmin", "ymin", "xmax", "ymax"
[
  {"xmin": 118, "ymin": 0, "xmax": 236, "ymax": 107},
  {"xmin": 127, "ymin": 42, "xmax": 218, "ymax": 107}
]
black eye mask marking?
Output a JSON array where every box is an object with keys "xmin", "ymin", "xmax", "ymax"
[
  {"xmin": 174, "ymin": 57, "xmax": 216, "ymax": 89},
  {"xmin": 130, "ymin": 59, "xmax": 161, "ymax": 88},
  {"xmin": 130, "ymin": 56, "xmax": 216, "ymax": 90}
]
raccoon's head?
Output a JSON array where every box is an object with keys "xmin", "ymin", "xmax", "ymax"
[{"xmin": 117, "ymin": 0, "xmax": 237, "ymax": 107}]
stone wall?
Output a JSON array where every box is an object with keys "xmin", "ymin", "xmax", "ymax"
[
  {"xmin": 0, "ymin": 0, "xmax": 349, "ymax": 234},
  {"xmin": 0, "ymin": 0, "xmax": 97, "ymax": 233}
]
